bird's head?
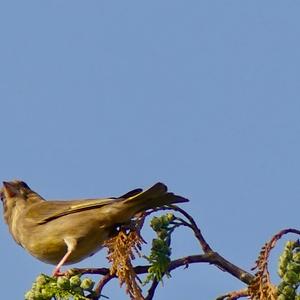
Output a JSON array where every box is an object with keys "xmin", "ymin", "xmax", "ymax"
[{"xmin": 1, "ymin": 180, "xmax": 34, "ymax": 225}]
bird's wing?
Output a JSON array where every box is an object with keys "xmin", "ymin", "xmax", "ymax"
[
  {"xmin": 26, "ymin": 198, "xmax": 119, "ymax": 224},
  {"xmin": 26, "ymin": 187, "xmax": 144, "ymax": 224},
  {"xmin": 118, "ymin": 188, "xmax": 143, "ymax": 199}
]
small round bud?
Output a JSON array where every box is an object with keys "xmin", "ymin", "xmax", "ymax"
[
  {"xmin": 41, "ymin": 288, "xmax": 52, "ymax": 298},
  {"xmin": 72, "ymin": 286, "xmax": 84, "ymax": 295},
  {"xmin": 277, "ymin": 267, "xmax": 285, "ymax": 278},
  {"xmin": 65, "ymin": 268, "xmax": 79, "ymax": 277},
  {"xmin": 80, "ymin": 278, "xmax": 95, "ymax": 291},
  {"xmin": 277, "ymin": 281, "xmax": 288, "ymax": 292},
  {"xmin": 24, "ymin": 291, "xmax": 35, "ymax": 300},
  {"xmin": 282, "ymin": 285, "xmax": 296, "ymax": 298},
  {"xmin": 33, "ymin": 290, "xmax": 44, "ymax": 300},
  {"xmin": 57, "ymin": 276, "xmax": 70, "ymax": 290},
  {"xmin": 151, "ymin": 217, "xmax": 162, "ymax": 231},
  {"xmin": 292, "ymin": 252, "xmax": 300, "ymax": 263},
  {"xmin": 287, "ymin": 262, "xmax": 300, "ymax": 273},
  {"xmin": 283, "ymin": 270, "xmax": 299, "ymax": 285},
  {"xmin": 285, "ymin": 241, "xmax": 296, "ymax": 250},
  {"xmin": 70, "ymin": 275, "xmax": 81, "ymax": 287},
  {"xmin": 279, "ymin": 255, "xmax": 289, "ymax": 271},
  {"xmin": 166, "ymin": 213, "xmax": 174, "ymax": 222},
  {"xmin": 158, "ymin": 229, "xmax": 168, "ymax": 240},
  {"xmin": 283, "ymin": 250, "xmax": 293, "ymax": 260},
  {"xmin": 35, "ymin": 275, "xmax": 47, "ymax": 286},
  {"xmin": 277, "ymin": 294, "xmax": 287, "ymax": 300},
  {"xmin": 161, "ymin": 215, "xmax": 170, "ymax": 227},
  {"xmin": 152, "ymin": 238, "xmax": 165, "ymax": 251}
]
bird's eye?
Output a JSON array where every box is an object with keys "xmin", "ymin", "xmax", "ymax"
[
  {"xmin": 20, "ymin": 189, "xmax": 27, "ymax": 197},
  {"xmin": 20, "ymin": 181, "xmax": 30, "ymax": 189}
]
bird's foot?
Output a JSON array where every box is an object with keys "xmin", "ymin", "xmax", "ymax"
[{"xmin": 52, "ymin": 268, "xmax": 65, "ymax": 277}]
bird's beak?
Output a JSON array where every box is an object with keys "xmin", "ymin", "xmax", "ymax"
[
  {"xmin": 2, "ymin": 182, "xmax": 17, "ymax": 197},
  {"xmin": 0, "ymin": 188, "xmax": 3, "ymax": 201}
]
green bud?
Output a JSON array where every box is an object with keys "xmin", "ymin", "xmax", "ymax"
[
  {"xmin": 287, "ymin": 262, "xmax": 300, "ymax": 273},
  {"xmin": 41, "ymin": 288, "xmax": 52, "ymax": 298},
  {"xmin": 72, "ymin": 286, "xmax": 84, "ymax": 295},
  {"xmin": 49, "ymin": 282, "xmax": 57, "ymax": 288},
  {"xmin": 158, "ymin": 229, "xmax": 168, "ymax": 240},
  {"xmin": 24, "ymin": 291, "xmax": 35, "ymax": 300},
  {"xmin": 282, "ymin": 285, "xmax": 296, "ymax": 298},
  {"xmin": 152, "ymin": 238, "xmax": 165, "ymax": 250},
  {"xmin": 283, "ymin": 270, "xmax": 299, "ymax": 285},
  {"xmin": 151, "ymin": 217, "xmax": 162, "ymax": 231},
  {"xmin": 166, "ymin": 213, "xmax": 174, "ymax": 222},
  {"xmin": 285, "ymin": 241, "xmax": 297, "ymax": 250},
  {"xmin": 57, "ymin": 276, "xmax": 70, "ymax": 289},
  {"xmin": 33, "ymin": 290, "xmax": 44, "ymax": 300},
  {"xmin": 278, "ymin": 267, "xmax": 285, "ymax": 278},
  {"xmin": 70, "ymin": 275, "xmax": 81, "ymax": 287},
  {"xmin": 147, "ymin": 266, "xmax": 155, "ymax": 273},
  {"xmin": 35, "ymin": 275, "xmax": 47, "ymax": 286},
  {"xmin": 283, "ymin": 250, "xmax": 293, "ymax": 262},
  {"xmin": 279, "ymin": 255, "xmax": 288, "ymax": 270},
  {"xmin": 66, "ymin": 268, "xmax": 80, "ymax": 276},
  {"xmin": 277, "ymin": 294, "xmax": 287, "ymax": 300},
  {"xmin": 160, "ymin": 215, "xmax": 168, "ymax": 226},
  {"xmin": 277, "ymin": 281, "xmax": 288, "ymax": 292},
  {"xmin": 292, "ymin": 252, "xmax": 300, "ymax": 263},
  {"xmin": 80, "ymin": 278, "xmax": 95, "ymax": 291}
]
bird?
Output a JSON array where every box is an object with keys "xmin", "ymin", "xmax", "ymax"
[{"xmin": 0, "ymin": 180, "xmax": 188, "ymax": 275}]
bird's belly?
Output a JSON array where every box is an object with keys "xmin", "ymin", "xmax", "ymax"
[{"xmin": 23, "ymin": 225, "xmax": 112, "ymax": 265}]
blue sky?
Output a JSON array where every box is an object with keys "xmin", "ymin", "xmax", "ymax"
[{"xmin": 1, "ymin": 1, "xmax": 300, "ymax": 299}]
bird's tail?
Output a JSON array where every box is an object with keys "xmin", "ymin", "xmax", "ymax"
[{"xmin": 119, "ymin": 182, "xmax": 188, "ymax": 219}]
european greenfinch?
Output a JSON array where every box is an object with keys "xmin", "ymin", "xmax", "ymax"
[{"xmin": 0, "ymin": 180, "xmax": 188, "ymax": 275}]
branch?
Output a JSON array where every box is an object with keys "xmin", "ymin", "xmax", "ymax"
[
  {"xmin": 145, "ymin": 279, "xmax": 159, "ymax": 300},
  {"xmin": 76, "ymin": 253, "xmax": 254, "ymax": 285},
  {"xmin": 72, "ymin": 211, "xmax": 300, "ymax": 299},
  {"xmin": 75, "ymin": 205, "xmax": 256, "ymax": 299},
  {"xmin": 93, "ymin": 273, "xmax": 114, "ymax": 300},
  {"xmin": 216, "ymin": 288, "xmax": 249, "ymax": 300},
  {"xmin": 169, "ymin": 205, "xmax": 213, "ymax": 252}
]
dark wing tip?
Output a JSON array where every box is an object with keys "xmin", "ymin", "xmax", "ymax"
[
  {"xmin": 170, "ymin": 193, "xmax": 189, "ymax": 204},
  {"xmin": 118, "ymin": 188, "xmax": 143, "ymax": 199}
]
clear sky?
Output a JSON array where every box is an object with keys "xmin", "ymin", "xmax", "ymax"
[{"xmin": 1, "ymin": 1, "xmax": 300, "ymax": 299}]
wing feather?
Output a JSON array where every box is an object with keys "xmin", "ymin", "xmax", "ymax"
[{"xmin": 25, "ymin": 198, "xmax": 117, "ymax": 224}]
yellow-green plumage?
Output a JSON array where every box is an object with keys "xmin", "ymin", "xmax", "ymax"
[{"xmin": 1, "ymin": 180, "xmax": 188, "ymax": 268}]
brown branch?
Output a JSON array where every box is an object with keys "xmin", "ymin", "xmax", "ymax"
[
  {"xmin": 169, "ymin": 205, "xmax": 213, "ymax": 252},
  {"xmin": 73, "ymin": 212, "xmax": 300, "ymax": 299},
  {"xmin": 74, "ymin": 203, "xmax": 256, "ymax": 299},
  {"xmin": 248, "ymin": 228, "xmax": 300, "ymax": 300},
  {"xmin": 145, "ymin": 279, "xmax": 159, "ymax": 300},
  {"xmin": 92, "ymin": 273, "xmax": 114, "ymax": 300},
  {"xmin": 251, "ymin": 228, "xmax": 300, "ymax": 272},
  {"xmin": 143, "ymin": 205, "xmax": 212, "ymax": 252},
  {"xmin": 215, "ymin": 288, "xmax": 249, "ymax": 300},
  {"xmin": 76, "ymin": 253, "xmax": 254, "ymax": 285}
]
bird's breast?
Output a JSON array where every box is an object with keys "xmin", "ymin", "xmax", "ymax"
[{"xmin": 20, "ymin": 221, "xmax": 112, "ymax": 265}]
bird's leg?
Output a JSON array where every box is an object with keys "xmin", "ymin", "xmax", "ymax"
[
  {"xmin": 52, "ymin": 250, "xmax": 72, "ymax": 276},
  {"xmin": 52, "ymin": 237, "xmax": 77, "ymax": 276}
]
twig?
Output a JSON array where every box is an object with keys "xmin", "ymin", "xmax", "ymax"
[
  {"xmin": 75, "ymin": 209, "xmax": 300, "ymax": 299},
  {"xmin": 216, "ymin": 288, "xmax": 249, "ymax": 300},
  {"xmin": 145, "ymin": 279, "xmax": 159, "ymax": 300},
  {"xmin": 251, "ymin": 228, "xmax": 300, "ymax": 271},
  {"xmin": 93, "ymin": 273, "xmax": 115, "ymax": 300},
  {"xmin": 167, "ymin": 205, "xmax": 213, "ymax": 252},
  {"xmin": 76, "ymin": 253, "xmax": 254, "ymax": 285}
]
